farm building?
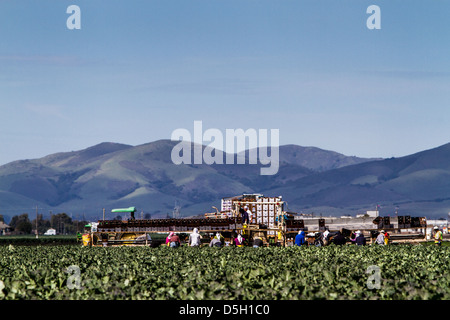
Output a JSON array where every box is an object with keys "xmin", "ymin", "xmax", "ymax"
[{"xmin": 0, "ymin": 221, "xmax": 11, "ymax": 235}]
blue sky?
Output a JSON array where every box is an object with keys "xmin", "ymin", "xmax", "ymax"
[{"xmin": 1, "ymin": 0, "xmax": 449, "ymax": 165}]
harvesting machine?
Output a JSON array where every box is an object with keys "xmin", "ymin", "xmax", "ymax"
[
  {"xmin": 84, "ymin": 194, "xmax": 290, "ymax": 247},
  {"xmin": 82, "ymin": 193, "xmax": 428, "ymax": 247}
]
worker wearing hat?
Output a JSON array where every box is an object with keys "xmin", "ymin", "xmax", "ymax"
[
  {"xmin": 384, "ymin": 230, "xmax": 390, "ymax": 245},
  {"xmin": 240, "ymin": 205, "xmax": 250, "ymax": 225},
  {"xmin": 376, "ymin": 230, "xmax": 385, "ymax": 245},
  {"xmin": 234, "ymin": 233, "xmax": 245, "ymax": 247},
  {"xmin": 434, "ymin": 226, "xmax": 443, "ymax": 246},
  {"xmin": 355, "ymin": 230, "xmax": 366, "ymax": 246},
  {"xmin": 295, "ymin": 230, "xmax": 306, "ymax": 246}
]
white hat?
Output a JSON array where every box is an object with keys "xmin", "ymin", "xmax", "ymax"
[
  {"xmin": 355, "ymin": 230, "xmax": 361, "ymax": 234},
  {"xmin": 434, "ymin": 226, "xmax": 439, "ymax": 230}
]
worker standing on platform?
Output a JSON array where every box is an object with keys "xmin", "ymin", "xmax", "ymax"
[
  {"xmin": 240, "ymin": 206, "xmax": 249, "ymax": 225},
  {"xmin": 434, "ymin": 226, "xmax": 443, "ymax": 246},
  {"xmin": 246, "ymin": 206, "xmax": 253, "ymax": 224}
]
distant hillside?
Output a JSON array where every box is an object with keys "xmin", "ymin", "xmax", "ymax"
[
  {"xmin": 2, "ymin": 140, "xmax": 449, "ymax": 221},
  {"xmin": 278, "ymin": 144, "xmax": 381, "ymax": 172},
  {"xmin": 269, "ymin": 143, "xmax": 450, "ymax": 218},
  {"xmin": 0, "ymin": 140, "xmax": 377, "ymax": 221}
]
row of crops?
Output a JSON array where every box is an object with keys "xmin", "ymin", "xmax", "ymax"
[
  {"xmin": 0, "ymin": 244, "xmax": 449, "ymax": 300},
  {"xmin": 0, "ymin": 235, "xmax": 79, "ymax": 246}
]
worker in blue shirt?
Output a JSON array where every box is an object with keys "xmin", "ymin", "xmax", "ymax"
[{"xmin": 295, "ymin": 230, "xmax": 306, "ymax": 246}]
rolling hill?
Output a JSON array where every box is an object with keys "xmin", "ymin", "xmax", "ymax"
[
  {"xmin": 270, "ymin": 143, "xmax": 450, "ymax": 218},
  {"xmin": 0, "ymin": 140, "xmax": 449, "ymax": 221}
]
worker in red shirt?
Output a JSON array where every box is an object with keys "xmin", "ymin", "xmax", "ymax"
[{"xmin": 169, "ymin": 233, "xmax": 181, "ymax": 248}]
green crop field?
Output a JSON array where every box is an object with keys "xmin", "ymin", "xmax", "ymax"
[
  {"xmin": 0, "ymin": 244, "xmax": 449, "ymax": 300},
  {"xmin": 0, "ymin": 235, "xmax": 79, "ymax": 246}
]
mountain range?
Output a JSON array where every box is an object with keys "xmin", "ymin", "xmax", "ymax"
[{"xmin": 0, "ymin": 140, "xmax": 449, "ymax": 222}]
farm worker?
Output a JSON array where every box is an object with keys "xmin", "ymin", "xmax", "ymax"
[
  {"xmin": 214, "ymin": 232, "xmax": 225, "ymax": 246},
  {"xmin": 82, "ymin": 233, "xmax": 91, "ymax": 247},
  {"xmin": 434, "ymin": 226, "xmax": 443, "ymax": 246},
  {"xmin": 253, "ymin": 236, "xmax": 263, "ymax": 248},
  {"xmin": 332, "ymin": 231, "xmax": 347, "ymax": 245},
  {"xmin": 355, "ymin": 231, "xmax": 366, "ymax": 246},
  {"xmin": 189, "ymin": 228, "xmax": 202, "ymax": 247},
  {"xmin": 376, "ymin": 230, "xmax": 385, "ymax": 245},
  {"xmin": 349, "ymin": 231, "xmax": 359, "ymax": 244},
  {"xmin": 240, "ymin": 206, "xmax": 250, "ymax": 225},
  {"xmin": 209, "ymin": 234, "xmax": 222, "ymax": 247},
  {"xmin": 277, "ymin": 230, "xmax": 283, "ymax": 241},
  {"xmin": 234, "ymin": 233, "xmax": 245, "ymax": 247},
  {"xmin": 384, "ymin": 231, "xmax": 390, "ymax": 245},
  {"xmin": 166, "ymin": 232, "xmax": 174, "ymax": 246},
  {"xmin": 322, "ymin": 228, "xmax": 330, "ymax": 246},
  {"xmin": 246, "ymin": 206, "xmax": 253, "ymax": 223},
  {"xmin": 294, "ymin": 230, "xmax": 306, "ymax": 246},
  {"xmin": 238, "ymin": 206, "xmax": 245, "ymax": 222},
  {"xmin": 169, "ymin": 233, "xmax": 181, "ymax": 248}
]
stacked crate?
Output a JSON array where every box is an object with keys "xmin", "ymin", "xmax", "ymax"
[
  {"xmin": 398, "ymin": 216, "xmax": 426, "ymax": 229},
  {"xmin": 236, "ymin": 196, "xmax": 282, "ymax": 236},
  {"xmin": 286, "ymin": 219, "xmax": 305, "ymax": 232},
  {"xmin": 221, "ymin": 198, "xmax": 233, "ymax": 213}
]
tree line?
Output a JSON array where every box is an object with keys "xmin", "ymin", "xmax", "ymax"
[{"xmin": 0, "ymin": 213, "xmax": 89, "ymax": 235}]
